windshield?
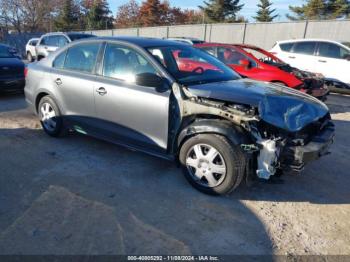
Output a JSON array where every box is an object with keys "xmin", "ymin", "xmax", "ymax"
[
  {"xmin": 68, "ymin": 34, "xmax": 96, "ymax": 41},
  {"xmin": 241, "ymin": 46, "xmax": 285, "ymax": 65},
  {"xmin": 147, "ymin": 45, "xmax": 240, "ymax": 85},
  {"xmin": 342, "ymin": 42, "xmax": 350, "ymax": 49},
  {"xmin": 0, "ymin": 46, "xmax": 13, "ymax": 58}
]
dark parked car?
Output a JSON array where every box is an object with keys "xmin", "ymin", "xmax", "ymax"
[
  {"xmin": 0, "ymin": 43, "xmax": 25, "ymax": 92},
  {"xmin": 24, "ymin": 37, "xmax": 334, "ymax": 195}
]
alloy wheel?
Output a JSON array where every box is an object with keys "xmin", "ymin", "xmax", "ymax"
[{"xmin": 40, "ymin": 102, "xmax": 57, "ymax": 132}]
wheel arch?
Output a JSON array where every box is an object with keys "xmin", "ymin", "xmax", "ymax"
[
  {"xmin": 176, "ymin": 118, "xmax": 252, "ymax": 155},
  {"xmin": 35, "ymin": 91, "xmax": 60, "ymax": 114}
]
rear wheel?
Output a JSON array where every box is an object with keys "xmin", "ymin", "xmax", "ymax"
[
  {"xmin": 179, "ymin": 134, "xmax": 246, "ymax": 195},
  {"xmin": 38, "ymin": 96, "xmax": 64, "ymax": 137}
]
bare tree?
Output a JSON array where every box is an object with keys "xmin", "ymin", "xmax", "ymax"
[
  {"xmin": 0, "ymin": 0, "xmax": 62, "ymax": 33},
  {"xmin": 0, "ymin": 0, "xmax": 24, "ymax": 33}
]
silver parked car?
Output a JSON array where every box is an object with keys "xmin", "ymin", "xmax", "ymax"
[
  {"xmin": 25, "ymin": 37, "xmax": 334, "ymax": 195},
  {"xmin": 35, "ymin": 32, "xmax": 96, "ymax": 61}
]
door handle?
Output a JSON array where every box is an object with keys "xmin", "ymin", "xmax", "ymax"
[
  {"xmin": 96, "ymin": 87, "xmax": 107, "ymax": 96},
  {"xmin": 318, "ymin": 60, "xmax": 327, "ymax": 63},
  {"xmin": 55, "ymin": 78, "xmax": 62, "ymax": 85},
  {"xmin": 44, "ymin": 46, "xmax": 48, "ymax": 50},
  {"xmin": 288, "ymin": 56, "xmax": 296, "ymax": 59}
]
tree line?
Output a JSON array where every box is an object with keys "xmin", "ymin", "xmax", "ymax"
[{"xmin": 0, "ymin": 0, "xmax": 349, "ymax": 33}]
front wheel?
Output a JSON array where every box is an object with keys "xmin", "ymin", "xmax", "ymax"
[
  {"xmin": 38, "ymin": 96, "xmax": 64, "ymax": 137},
  {"xmin": 179, "ymin": 134, "xmax": 246, "ymax": 195}
]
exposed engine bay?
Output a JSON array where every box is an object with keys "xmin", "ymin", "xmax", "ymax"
[{"xmin": 174, "ymin": 79, "xmax": 335, "ymax": 180}]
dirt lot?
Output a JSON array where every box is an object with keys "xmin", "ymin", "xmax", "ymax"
[{"xmin": 0, "ymin": 93, "xmax": 349, "ymax": 256}]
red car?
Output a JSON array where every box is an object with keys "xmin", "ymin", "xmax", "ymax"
[{"xmin": 195, "ymin": 43, "xmax": 329, "ymax": 100}]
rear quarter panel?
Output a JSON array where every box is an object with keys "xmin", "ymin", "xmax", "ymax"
[{"xmin": 24, "ymin": 62, "xmax": 58, "ymax": 114}]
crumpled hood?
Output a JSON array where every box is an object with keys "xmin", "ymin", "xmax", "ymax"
[{"xmin": 187, "ymin": 79, "xmax": 329, "ymax": 132}]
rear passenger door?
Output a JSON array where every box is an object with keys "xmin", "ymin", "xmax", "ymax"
[
  {"xmin": 50, "ymin": 42, "xmax": 101, "ymax": 128},
  {"xmin": 288, "ymin": 41, "xmax": 317, "ymax": 73},
  {"xmin": 93, "ymin": 42, "xmax": 171, "ymax": 153}
]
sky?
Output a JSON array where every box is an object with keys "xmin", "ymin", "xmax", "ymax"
[{"xmin": 107, "ymin": 0, "xmax": 305, "ymax": 22}]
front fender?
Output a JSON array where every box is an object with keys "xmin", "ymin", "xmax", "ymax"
[{"xmin": 177, "ymin": 119, "xmax": 251, "ymax": 150}]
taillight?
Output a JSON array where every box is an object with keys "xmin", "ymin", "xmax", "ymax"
[{"xmin": 24, "ymin": 67, "xmax": 28, "ymax": 77}]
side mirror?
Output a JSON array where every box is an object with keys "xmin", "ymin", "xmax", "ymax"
[
  {"xmin": 135, "ymin": 73, "xmax": 168, "ymax": 92},
  {"xmin": 239, "ymin": 59, "xmax": 251, "ymax": 69}
]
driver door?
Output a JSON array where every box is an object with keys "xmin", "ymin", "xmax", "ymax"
[{"xmin": 93, "ymin": 43, "xmax": 171, "ymax": 153}]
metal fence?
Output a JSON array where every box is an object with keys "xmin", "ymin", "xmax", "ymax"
[
  {"xmin": 84, "ymin": 19, "xmax": 350, "ymax": 50},
  {"xmin": 2, "ymin": 19, "xmax": 350, "ymax": 56},
  {"xmin": 1, "ymin": 32, "xmax": 42, "ymax": 57}
]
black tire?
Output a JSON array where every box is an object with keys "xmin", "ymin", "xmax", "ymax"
[
  {"xmin": 38, "ymin": 96, "xmax": 64, "ymax": 137},
  {"xmin": 179, "ymin": 134, "xmax": 246, "ymax": 195},
  {"xmin": 27, "ymin": 52, "xmax": 33, "ymax": 62}
]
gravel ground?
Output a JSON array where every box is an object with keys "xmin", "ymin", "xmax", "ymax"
[{"xmin": 0, "ymin": 93, "xmax": 349, "ymax": 256}]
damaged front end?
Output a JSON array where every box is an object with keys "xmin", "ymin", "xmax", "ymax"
[
  {"xmin": 178, "ymin": 79, "xmax": 335, "ymax": 180},
  {"xmin": 279, "ymin": 64, "xmax": 329, "ymax": 101},
  {"xmin": 248, "ymin": 113, "xmax": 335, "ymax": 179}
]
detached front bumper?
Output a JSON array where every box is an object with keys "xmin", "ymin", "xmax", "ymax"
[{"xmin": 280, "ymin": 122, "xmax": 335, "ymax": 172}]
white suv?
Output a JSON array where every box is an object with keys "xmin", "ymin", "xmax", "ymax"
[
  {"xmin": 25, "ymin": 38, "xmax": 39, "ymax": 62},
  {"xmin": 35, "ymin": 32, "xmax": 95, "ymax": 61},
  {"xmin": 270, "ymin": 39, "xmax": 350, "ymax": 85}
]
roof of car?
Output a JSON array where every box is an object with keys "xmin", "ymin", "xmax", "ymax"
[
  {"xmin": 276, "ymin": 38, "xmax": 347, "ymax": 44},
  {"xmin": 195, "ymin": 42, "xmax": 256, "ymax": 49},
  {"xmin": 42, "ymin": 32, "xmax": 92, "ymax": 37},
  {"xmin": 89, "ymin": 36, "xmax": 188, "ymax": 47}
]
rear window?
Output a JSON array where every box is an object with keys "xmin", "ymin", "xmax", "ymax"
[
  {"xmin": 293, "ymin": 42, "xmax": 316, "ymax": 55},
  {"xmin": 279, "ymin": 43, "xmax": 293, "ymax": 52}
]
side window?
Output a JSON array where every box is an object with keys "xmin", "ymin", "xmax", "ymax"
[
  {"xmin": 318, "ymin": 42, "xmax": 348, "ymax": 59},
  {"xmin": 53, "ymin": 51, "xmax": 67, "ymax": 69},
  {"xmin": 293, "ymin": 42, "xmax": 316, "ymax": 55},
  {"xmin": 201, "ymin": 47, "xmax": 216, "ymax": 56},
  {"xmin": 279, "ymin": 43, "xmax": 293, "ymax": 52},
  {"xmin": 57, "ymin": 36, "xmax": 69, "ymax": 47},
  {"xmin": 217, "ymin": 47, "xmax": 256, "ymax": 67},
  {"xmin": 63, "ymin": 43, "xmax": 100, "ymax": 73},
  {"xmin": 102, "ymin": 43, "xmax": 157, "ymax": 82}
]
